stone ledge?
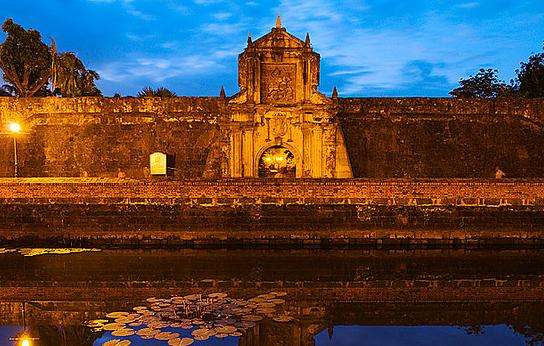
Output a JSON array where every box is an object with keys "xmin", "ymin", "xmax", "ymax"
[{"xmin": 0, "ymin": 178, "xmax": 543, "ymax": 203}]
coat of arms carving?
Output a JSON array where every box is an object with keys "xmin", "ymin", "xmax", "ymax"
[
  {"xmin": 260, "ymin": 64, "xmax": 295, "ymax": 104},
  {"xmin": 270, "ymin": 115, "xmax": 287, "ymax": 138}
]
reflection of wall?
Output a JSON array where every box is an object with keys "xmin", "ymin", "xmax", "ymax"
[
  {"xmin": 0, "ymin": 249, "xmax": 543, "ymax": 344},
  {"xmin": 240, "ymin": 320, "xmax": 314, "ymax": 346}
]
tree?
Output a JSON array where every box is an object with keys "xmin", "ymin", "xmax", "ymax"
[
  {"xmin": 137, "ymin": 86, "xmax": 155, "ymax": 97},
  {"xmin": 0, "ymin": 19, "xmax": 52, "ymax": 97},
  {"xmin": 52, "ymin": 51, "xmax": 101, "ymax": 96},
  {"xmin": 137, "ymin": 86, "xmax": 176, "ymax": 97},
  {"xmin": 0, "ymin": 84, "xmax": 16, "ymax": 96},
  {"xmin": 0, "ymin": 19, "xmax": 101, "ymax": 97},
  {"xmin": 516, "ymin": 47, "xmax": 544, "ymax": 98},
  {"xmin": 450, "ymin": 68, "xmax": 513, "ymax": 99}
]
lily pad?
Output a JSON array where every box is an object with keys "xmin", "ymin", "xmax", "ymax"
[
  {"xmin": 103, "ymin": 340, "xmax": 131, "ymax": 346},
  {"xmin": 168, "ymin": 337, "xmax": 194, "ymax": 346},
  {"xmin": 111, "ymin": 328, "xmax": 135, "ymax": 337}
]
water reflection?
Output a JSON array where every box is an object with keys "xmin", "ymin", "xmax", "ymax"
[
  {"xmin": 315, "ymin": 325, "xmax": 530, "ymax": 346},
  {"xmin": 87, "ymin": 291, "xmax": 290, "ymax": 345},
  {"xmin": 0, "ymin": 248, "xmax": 543, "ymax": 345}
]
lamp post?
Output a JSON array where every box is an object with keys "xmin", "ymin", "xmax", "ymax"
[
  {"xmin": 7, "ymin": 122, "xmax": 21, "ymax": 177},
  {"xmin": 9, "ymin": 301, "xmax": 38, "ymax": 345}
]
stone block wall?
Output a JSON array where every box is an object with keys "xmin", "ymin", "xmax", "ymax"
[
  {"xmin": 1, "ymin": 178, "xmax": 544, "ymax": 203},
  {"xmin": 0, "ymin": 97, "xmax": 225, "ymax": 178},
  {"xmin": 338, "ymin": 98, "xmax": 544, "ymax": 178},
  {"xmin": 1, "ymin": 96, "xmax": 544, "ymax": 178},
  {"xmin": 3, "ymin": 179, "xmax": 544, "ymax": 246}
]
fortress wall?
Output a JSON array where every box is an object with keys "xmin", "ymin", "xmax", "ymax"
[
  {"xmin": 2, "ymin": 97, "xmax": 544, "ymax": 178},
  {"xmin": 1, "ymin": 178, "xmax": 544, "ymax": 202},
  {"xmin": 1, "ymin": 178, "xmax": 544, "ymax": 245},
  {"xmin": 338, "ymin": 98, "xmax": 544, "ymax": 178},
  {"xmin": 0, "ymin": 97, "xmax": 225, "ymax": 178}
]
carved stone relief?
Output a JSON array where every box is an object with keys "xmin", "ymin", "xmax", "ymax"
[{"xmin": 260, "ymin": 64, "xmax": 296, "ymax": 104}]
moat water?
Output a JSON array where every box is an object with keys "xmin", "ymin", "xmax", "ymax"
[{"xmin": 0, "ymin": 248, "xmax": 543, "ymax": 346}]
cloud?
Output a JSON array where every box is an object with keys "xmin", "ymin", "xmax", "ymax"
[
  {"xmin": 98, "ymin": 54, "xmax": 225, "ymax": 83},
  {"xmin": 164, "ymin": 1, "xmax": 190, "ymax": 14},
  {"xmin": 213, "ymin": 12, "xmax": 233, "ymax": 20},
  {"xmin": 126, "ymin": 7, "xmax": 155, "ymax": 20},
  {"xmin": 77, "ymin": 0, "xmax": 544, "ymax": 96},
  {"xmin": 125, "ymin": 32, "xmax": 155, "ymax": 42},
  {"xmin": 86, "ymin": 0, "xmax": 155, "ymax": 20},
  {"xmin": 160, "ymin": 41, "xmax": 180, "ymax": 50},
  {"xmin": 201, "ymin": 22, "xmax": 247, "ymax": 35},
  {"xmin": 193, "ymin": 0, "xmax": 225, "ymax": 4},
  {"xmin": 328, "ymin": 68, "xmax": 373, "ymax": 77},
  {"xmin": 273, "ymin": 0, "xmax": 527, "ymax": 95},
  {"xmin": 457, "ymin": 2, "xmax": 480, "ymax": 9}
]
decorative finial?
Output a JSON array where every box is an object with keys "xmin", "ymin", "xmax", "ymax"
[
  {"xmin": 332, "ymin": 86, "xmax": 338, "ymax": 99},
  {"xmin": 219, "ymin": 86, "xmax": 226, "ymax": 98},
  {"xmin": 275, "ymin": 15, "xmax": 282, "ymax": 28},
  {"xmin": 305, "ymin": 32, "xmax": 310, "ymax": 46}
]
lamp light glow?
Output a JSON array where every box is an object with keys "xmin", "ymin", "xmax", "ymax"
[
  {"xmin": 7, "ymin": 122, "xmax": 21, "ymax": 134},
  {"xmin": 18, "ymin": 335, "xmax": 32, "ymax": 346}
]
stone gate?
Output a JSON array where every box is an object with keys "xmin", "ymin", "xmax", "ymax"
[{"xmin": 224, "ymin": 17, "xmax": 353, "ymax": 178}]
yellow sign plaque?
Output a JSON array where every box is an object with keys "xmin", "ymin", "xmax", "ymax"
[{"xmin": 149, "ymin": 152, "xmax": 167, "ymax": 175}]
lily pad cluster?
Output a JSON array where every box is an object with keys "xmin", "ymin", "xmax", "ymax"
[{"xmin": 85, "ymin": 291, "xmax": 295, "ymax": 345}]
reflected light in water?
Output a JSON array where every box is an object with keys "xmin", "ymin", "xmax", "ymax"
[{"xmin": 12, "ymin": 334, "xmax": 33, "ymax": 346}]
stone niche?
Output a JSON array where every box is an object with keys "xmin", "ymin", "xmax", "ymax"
[{"xmin": 227, "ymin": 18, "xmax": 353, "ymax": 178}]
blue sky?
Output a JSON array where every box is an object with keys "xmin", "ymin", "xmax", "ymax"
[{"xmin": 1, "ymin": 0, "xmax": 543, "ymax": 97}]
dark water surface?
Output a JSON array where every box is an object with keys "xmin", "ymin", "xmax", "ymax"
[{"xmin": 0, "ymin": 248, "xmax": 543, "ymax": 345}]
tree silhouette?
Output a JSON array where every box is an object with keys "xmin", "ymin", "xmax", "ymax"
[
  {"xmin": 450, "ymin": 69, "xmax": 513, "ymax": 99},
  {"xmin": 0, "ymin": 19, "xmax": 52, "ymax": 96},
  {"xmin": 516, "ymin": 46, "xmax": 544, "ymax": 98},
  {"xmin": 52, "ymin": 51, "xmax": 101, "ymax": 96},
  {"xmin": 0, "ymin": 19, "xmax": 101, "ymax": 97},
  {"xmin": 137, "ymin": 86, "xmax": 176, "ymax": 97}
]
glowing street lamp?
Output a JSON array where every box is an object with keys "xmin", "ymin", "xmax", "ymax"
[
  {"xmin": 8, "ymin": 302, "xmax": 39, "ymax": 345},
  {"xmin": 7, "ymin": 122, "xmax": 21, "ymax": 134},
  {"xmin": 19, "ymin": 335, "xmax": 32, "ymax": 346},
  {"xmin": 7, "ymin": 122, "xmax": 21, "ymax": 177},
  {"xmin": 10, "ymin": 332, "xmax": 38, "ymax": 346},
  {"xmin": 9, "ymin": 302, "xmax": 40, "ymax": 346}
]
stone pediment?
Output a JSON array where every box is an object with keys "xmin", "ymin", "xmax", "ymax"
[
  {"xmin": 231, "ymin": 17, "xmax": 328, "ymax": 106},
  {"xmin": 252, "ymin": 28, "xmax": 305, "ymax": 50}
]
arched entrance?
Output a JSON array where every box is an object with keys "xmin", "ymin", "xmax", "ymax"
[{"xmin": 258, "ymin": 146, "xmax": 296, "ymax": 178}]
